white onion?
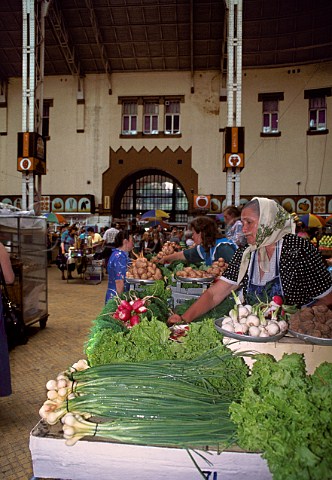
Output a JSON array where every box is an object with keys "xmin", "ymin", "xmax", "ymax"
[
  {"xmin": 46, "ymin": 379, "xmax": 57, "ymax": 391},
  {"xmin": 222, "ymin": 323, "xmax": 235, "ymax": 333},
  {"xmin": 222, "ymin": 316, "xmax": 233, "ymax": 325},
  {"xmin": 233, "ymin": 322, "xmax": 245, "ymax": 333},
  {"xmin": 278, "ymin": 320, "xmax": 288, "ymax": 332},
  {"xmin": 266, "ymin": 322, "xmax": 280, "ymax": 336},
  {"xmin": 244, "ymin": 304, "xmax": 253, "ymax": 314},
  {"xmin": 238, "ymin": 305, "xmax": 249, "ymax": 318},
  {"xmin": 241, "ymin": 323, "xmax": 249, "ymax": 334},
  {"xmin": 259, "ymin": 329, "xmax": 269, "ymax": 337},
  {"xmin": 249, "ymin": 326, "xmax": 260, "ymax": 337},
  {"xmin": 246, "ymin": 314, "xmax": 260, "ymax": 327}
]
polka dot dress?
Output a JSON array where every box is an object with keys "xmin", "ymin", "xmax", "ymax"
[{"xmin": 222, "ymin": 234, "xmax": 332, "ymax": 306}]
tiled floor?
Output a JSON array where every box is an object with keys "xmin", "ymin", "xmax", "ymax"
[{"xmin": 0, "ymin": 265, "xmax": 107, "ymax": 480}]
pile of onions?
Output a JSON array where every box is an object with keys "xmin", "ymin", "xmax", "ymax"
[
  {"xmin": 153, "ymin": 241, "xmax": 183, "ymax": 262},
  {"xmin": 126, "ymin": 257, "xmax": 163, "ymax": 280},
  {"xmin": 221, "ymin": 292, "xmax": 288, "ymax": 338},
  {"xmin": 204, "ymin": 258, "xmax": 228, "ymax": 277},
  {"xmin": 39, "ymin": 359, "xmax": 89, "ymax": 425}
]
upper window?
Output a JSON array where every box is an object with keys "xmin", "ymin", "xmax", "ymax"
[
  {"xmin": 304, "ymin": 88, "xmax": 331, "ymax": 134},
  {"xmin": 122, "ymin": 101, "xmax": 137, "ymax": 135},
  {"xmin": 258, "ymin": 92, "xmax": 283, "ymax": 136},
  {"xmin": 143, "ymin": 101, "xmax": 159, "ymax": 134},
  {"xmin": 262, "ymin": 100, "xmax": 279, "ymax": 133},
  {"xmin": 308, "ymin": 96, "xmax": 326, "ymax": 131},
  {"xmin": 165, "ymin": 100, "xmax": 180, "ymax": 134}
]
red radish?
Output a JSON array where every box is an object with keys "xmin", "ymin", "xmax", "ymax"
[
  {"xmin": 136, "ymin": 305, "xmax": 147, "ymax": 313},
  {"xmin": 130, "ymin": 315, "xmax": 140, "ymax": 326},
  {"xmin": 118, "ymin": 309, "xmax": 131, "ymax": 321},
  {"xmin": 119, "ymin": 300, "xmax": 133, "ymax": 311},
  {"xmin": 132, "ymin": 299, "xmax": 145, "ymax": 311},
  {"xmin": 272, "ymin": 295, "xmax": 283, "ymax": 306}
]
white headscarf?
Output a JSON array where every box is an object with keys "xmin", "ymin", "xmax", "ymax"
[{"xmin": 237, "ymin": 197, "xmax": 296, "ymax": 284}]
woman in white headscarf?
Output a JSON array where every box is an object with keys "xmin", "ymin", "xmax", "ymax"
[{"xmin": 168, "ymin": 197, "xmax": 332, "ymax": 325}]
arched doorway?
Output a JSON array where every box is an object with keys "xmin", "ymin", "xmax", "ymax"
[{"xmin": 113, "ymin": 169, "xmax": 188, "ymax": 222}]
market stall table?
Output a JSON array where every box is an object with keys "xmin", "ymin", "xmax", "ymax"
[
  {"xmin": 29, "ymin": 421, "xmax": 272, "ymax": 480},
  {"xmin": 66, "ymin": 249, "xmax": 103, "ymax": 284}
]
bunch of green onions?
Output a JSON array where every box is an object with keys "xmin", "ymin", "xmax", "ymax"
[{"xmin": 40, "ymin": 348, "xmax": 242, "ymax": 447}]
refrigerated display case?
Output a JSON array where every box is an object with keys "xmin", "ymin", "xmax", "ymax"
[{"xmin": 0, "ymin": 215, "xmax": 48, "ymax": 328}]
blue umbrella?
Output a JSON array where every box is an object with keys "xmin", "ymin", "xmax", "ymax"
[{"xmin": 141, "ymin": 209, "xmax": 170, "ymax": 221}]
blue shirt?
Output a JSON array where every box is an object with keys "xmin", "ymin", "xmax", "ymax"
[{"xmin": 105, "ymin": 249, "xmax": 130, "ymax": 303}]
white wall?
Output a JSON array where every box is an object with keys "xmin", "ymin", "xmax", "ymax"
[{"xmin": 0, "ymin": 62, "xmax": 331, "ymax": 204}]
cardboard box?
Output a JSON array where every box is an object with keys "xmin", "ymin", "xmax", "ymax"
[
  {"xmin": 30, "ymin": 422, "xmax": 272, "ymax": 480},
  {"xmin": 85, "ymin": 262, "xmax": 103, "ymax": 284}
]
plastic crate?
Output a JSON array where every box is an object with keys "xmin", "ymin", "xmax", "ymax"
[{"xmin": 172, "ymin": 291, "xmax": 203, "ymax": 307}]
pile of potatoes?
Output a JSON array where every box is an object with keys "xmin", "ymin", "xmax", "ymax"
[
  {"xmin": 289, "ymin": 305, "xmax": 332, "ymax": 338},
  {"xmin": 176, "ymin": 258, "xmax": 228, "ymax": 279},
  {"xmin": 205, "ymin": 258, "xmax": 228, "ymax": 277},
  {"xmin": 127, "ymin": 257, "xmax": 163, "ymax": 281},
  {"xmin": 153, "ymin": 241, "xmax": 183, "ymax": 262}
]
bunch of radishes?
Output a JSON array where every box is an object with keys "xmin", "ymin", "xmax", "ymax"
[
  {"xmin": 113, "ymin": 297, "xmax": 148, "ymax": 328},
  {"xmin": 221, "ymin": 291, "xmax": 288, "ymax": 338}
]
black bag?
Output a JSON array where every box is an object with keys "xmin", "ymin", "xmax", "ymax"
[
  {"xmin": 55, "ymin": 253, "xmax": 67, "ymax": 271},
  {"xmin": 0, "ymin": 266, "xmax": 28, "ymax": 349}
]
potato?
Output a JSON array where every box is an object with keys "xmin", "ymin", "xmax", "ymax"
[{"xmin": 312, "ymin": 305, "xmax": 328, "ymax": 314}]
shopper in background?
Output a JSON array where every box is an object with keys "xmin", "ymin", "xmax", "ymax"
[
  {"xmin": 168, "ymin": 198, "xmax": 332, "ymax": 325},
  {"xmin": 159, "ymin": 216, "xmax": 237, "ymax": 266},
  {"xmin": 87, "ymin": 227, "xmax": 102, "ymax": 250},
  {"xmin": 223, "ymin": 205, "xmax": 247, "ymax": 248},
  {"xmin": 103, "ymin": 223, "xmax": 120, "ymax": 248},
  {"xmin": 101, "ymin": 223, "xmax": 120, "ymax": 270},
  {"xmin": 0, "ymin": 242, "xmax": 15, "ymax": 397},
  {"xmin": 184, "ymin": 230, "xmax": 195, "ymax": 247},
  {"xmin": 60, "ymin": 225, "xmax": 78, "ymax": 280},
  {"xmin": 139, "ymin": 232, "xmax": 154, "ymax": 255},
  {"xmin": 156, "ymin": 224, "xmax": 165, "ymax": 245},
  {"xmin": 105, "ymin": 231, "xmax": 134, "ymax": 303},
  {"xmin": 150, "ymin": 231, "xmax": 162, "ymax": 255},
  {"xmin": 169, "ymin": 227, "xmax": 181, "ymax": 244}
]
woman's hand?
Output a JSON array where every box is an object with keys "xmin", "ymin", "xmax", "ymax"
[{"xmin": 167, "ymin": 313, "xmax": 185, "ymax": 326}]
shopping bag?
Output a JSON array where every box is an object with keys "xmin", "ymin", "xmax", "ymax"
[
  {"xmin": 2, "ymin": 294, "xmax": 28, "ymax": 349},
  {"xmin": 55, "ymin": 253, "xmax": 67, "ymax": 271},
  {"xmin": 0, "ymin": 264, "xmax": 28, "ymax": 349}
]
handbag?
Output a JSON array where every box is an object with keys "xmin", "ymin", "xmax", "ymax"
[
  {"xmin": 0, "ymin": 265, "xmax": 28, "ymax": 349},
  {"xmin": 55, "ymin": 252, "xmax": 67, "ymax": 271}
]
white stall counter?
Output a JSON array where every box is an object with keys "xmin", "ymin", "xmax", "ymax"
[{"xmin": 30, "ymin": 421, "xmax": 272, "ymax": 480}]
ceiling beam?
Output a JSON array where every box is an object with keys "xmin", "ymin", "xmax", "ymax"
[
  {"xmin": 85, "ymin": 0, "xmax": 112, "ymax": 93},
  {"xmin": 47, "ymin": 0, "xmax": 81, "ymax": 77},
  {"xmin": 190, "ymin": 0, "xmax": 194, "ymax": 93}
]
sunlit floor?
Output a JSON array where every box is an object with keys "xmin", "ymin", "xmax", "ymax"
[{"xmin": 0, "ymin": 265, "xmax": 107, "ymax": 480}]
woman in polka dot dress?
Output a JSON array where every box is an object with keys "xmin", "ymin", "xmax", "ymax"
[{"xmin": 168, "ymin": 197, "xmax": 332, "ymax": 325}]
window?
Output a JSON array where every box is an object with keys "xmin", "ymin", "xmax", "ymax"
[
  {"xmin": 258, "ymin": 92, "xmax": 283, "ymax": 136},
  {"xmin": 143, "ymin": 102, "xmax": 159, "ymax": 134},
  {"xmin": 122, "ymin": 101, "xmax": 137, "ymax": 135},
  {"xmin": 119, "ymin": 172, "xmax": 188, "ymax": 221},
  {"xmin": 304, "ymin": 88, "xmax": 331, "ymax": 134},
  {"xmin": 309, "ymin": 96, "xmax": 326, "ymax": 131},
  {"xmin": 165, "ymin": 100, "xmax": 180, "ymax": 134},
  {"xmin": 262, "ymin": 100, "xmax": 279, "ymax": 133}
]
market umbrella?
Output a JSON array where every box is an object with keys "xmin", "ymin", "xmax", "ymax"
[
  {"xmin": 299, "ymin": 213, "xmax": 325, "ymax": 228},
  {"xmin": 44, "ymin": 212, "xmax": 66, "ymax": 224},
  {"xmin": 144, "ymin": 219, "xmax": 171, "ymax": 228},
  {"xmin": 140, "ymin": 209, "xmax": 170, "ymax": 221}
]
